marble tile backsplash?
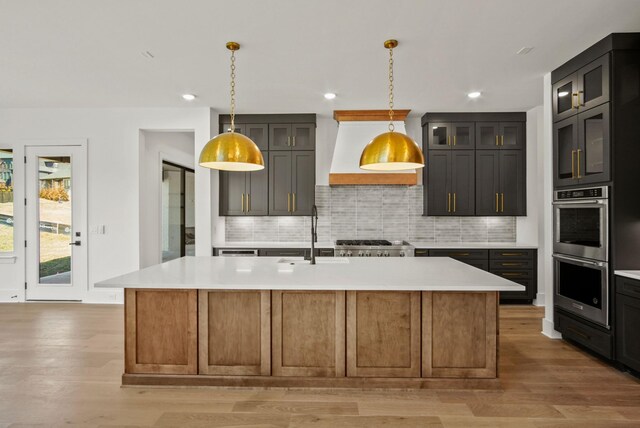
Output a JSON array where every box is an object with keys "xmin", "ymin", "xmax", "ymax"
[{"xmin": 225, "ymin": 185, "xmax": 517, "ymax": 243}]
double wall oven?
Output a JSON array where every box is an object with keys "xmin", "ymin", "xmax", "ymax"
[{"xmin": 553, "ymin": 186, "xmax": 610, "ymax": 327}]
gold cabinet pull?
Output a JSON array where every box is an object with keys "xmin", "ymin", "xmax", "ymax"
[
  {"xmin": 576, "ymin": 149, "xmax": 581, "ymax": 178},
  {"xmin": 571, "ymin": 92, "xmax": 579, "ymax": 109},
  {"xmin": 578, "ymin": 90, "xmax": 584, "ymax": 106},
  {"xmin": 495, "ymin": 193, "xmax": 499, "ymax": 213},
  {"xmin": 500, "ymin": 252, "xmax": 524, "ymax": 257},
  {"xmin": 447, "ymin": 135, "xmax": 451, "ymax": 146},
  {"xmin": 287, "ymin": 193, "xmax": 291, "ymax": 212},
  {"xmin": 241, "ymin": 193, "xmax": 245, "ymax": 212},
  {"xmin": 501, "ymin": 262, "xmax": 523, "ymax": 266},
  {"xmin": 287, "ymin": 136, "xmax": 291, "ymax": 147},
  {"xmin": 453, "ymin": 192, "xmax": 456, "ymax": 212},
  {"xmin": 501, "ymin": 193, "xmax": 504, "ymax": 213},
  {"xmin": 502, "ymin": 272, "xmax": 523, "ymax": 277},
  {"xmin": 453, "ymin": 135, "xmax": 457, "ymax": 146},
  {"xmin": 495, "ymin": 135, "xmax": 499, "ymax": 146},
  {"xmin": 292, "ymin": 136, "xmax": 296, "ymax": 147},
  {"xmin": 447, "ymin": 193, "xmax": 451, "ymax": 213},
  {"xmin": 571, "ymin": 150, "xmax": 576, "ymax": 179},
  {"xmin": 247, "ymin": 194, "xmax": 250, "ymax": 212},
  {"xmin": 292, "ymin": 193, "xmax": 296, "ymax": 212},
  {"xmin": 501, "ymin": 135, "xmax": 504, "ymax": 146}
]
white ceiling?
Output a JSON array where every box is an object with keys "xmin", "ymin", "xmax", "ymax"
[{"xmin": 2, "ymin": 0, "xmax": 640, "ymax": 115}]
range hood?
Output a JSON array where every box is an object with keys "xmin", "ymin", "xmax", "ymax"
[{"xmin": 329, "ymin": 110, "xmax": 418, "ymax": 185}]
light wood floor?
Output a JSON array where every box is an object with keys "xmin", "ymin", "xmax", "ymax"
[{"xmin": 0, "ymin": 304, "xmax": 639, "ymax": 427}]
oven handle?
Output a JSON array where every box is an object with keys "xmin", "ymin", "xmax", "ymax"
[
  {"xmin": 552, "ymin": 199, "xmax": 605, "ymax": 205},
  {"xmin": 552, "ymin": 253, "xmax": 607, "ymax": 268}
]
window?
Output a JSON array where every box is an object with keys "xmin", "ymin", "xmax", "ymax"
[{"xmin": 0, "ymin": 149, "xmax": 14, "ymax": 252}]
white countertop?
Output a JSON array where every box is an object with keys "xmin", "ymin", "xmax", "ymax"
[
  {"xmin": 615, "ymin": 271, "xmax": 640, "ymax": 281},
  {"xmin": 411, "ymin": 242, "xmax": 538, "ymax": 249},
  {"xmin": 214, "ymin": 241, "xmax": 336, "ymax": 249},
  {"xmin": 96, "ymin": 256, "xmax": 525, "ymax": 292},
  {"xmin": 213, "ymin": 241, "xmax": 537, "ymax": 250}
]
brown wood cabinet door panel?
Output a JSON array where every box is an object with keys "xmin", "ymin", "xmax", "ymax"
[
  {"xmin": 125, "ymin": 289, "xmax": 197, "ymax": 375},
  {"xmin": 346, "ymin": 291, "xmax": 421, "ymax": 378},
  {"xmin": 422, "ymin": 291, "xmax": 497, "ymax": 378},
  {"xmin": 198, "ymin": 290, "xmax": 270, "ymax": 376},
  {"xmin": 272, "ymin": 290, "xmax": 346, "ymax": 377}
]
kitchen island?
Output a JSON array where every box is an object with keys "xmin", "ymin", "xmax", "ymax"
[{"xmin": 97, "ymin": 256, "xmax": 524, "ymax": 389}]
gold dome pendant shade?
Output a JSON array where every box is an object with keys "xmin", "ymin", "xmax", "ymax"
[
  {"xmin": 199, "ymin": 42, "xmax": 264, "ymax": 172},
  {"xmin": 359, "ymin": 40, "xmax": 425, "ymax": 171}
]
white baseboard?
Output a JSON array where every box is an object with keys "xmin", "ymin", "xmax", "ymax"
[
  {"xmin": 0, "ymin": 289, "xmax": 24, "ymax": 302},
  {"xmin": 542, "ymin": 317, "xmax": 562, "ymax": 339},
  {"xmin": 83, "ymin": 288, "xmax": 124, "ymax": 304},
  {"xmin": 533, "ymin": 292, "xmax": 545, "ymax": 307}
]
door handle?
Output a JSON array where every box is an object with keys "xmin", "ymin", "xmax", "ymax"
[
  {"xmin": 501, "ymin": 193, "xmax": 504, "ymax": 213},
  {"xmin": 287, "ymin": 193, "xmax": 291, "ymax": 212},
  {"xmin": 495, "ymin": 193, "xmax": 499, "ymax": 213},
  {"xmin": 241, "ymin": 193, "xmax": 245, "ymax": 212},
  {"xmin": 447, "ymin": 193, "xmax": 451, "ymax": 213},
  {"xmin": 576, "ymin": 149, "xmax": 581, "ymax": 178},
  {"xmin": 287, "ymin": 136, "xmax": 291, "ymax": 147},
  {"xmin": 501, "ymin": 135, "xmax": 504, "ymax": 146},
  {"xmin": 453, "ymin": 135, "xmax": 457, "ymax": 146},
  {"xmin": 495, "ymin": 135, "xmax": 499, "ymax": 146},
  {"xmin": 292, "ymin": 136, "xmax": 296, "ymax": 147},
  {"xmin": 571, "ymin": 93, "xmax": 579, "ymax": 109},
  {"xmin": 69, "ymin": 241, "xmax": 81, "ymax": 246},
  {"xmin": 447, "ymin": 135, "xmax": 451, "ymax": 146},
  {"xmin": 577, "ymin": 90, "xmax": 584, "ymax": 107},
  {"xmin": 247, "ymin": 194, "xmax": 250, "ymax": 212},
  {"xmin": 571, "ymin": 150, "xmax": 576, "ymax": 179},
  {"xmin": 292, "ymin": 193, "xmax": 296, "ymax": 212},
  {"xmin": 453, "ymin": 193, "xmax": 456, "ymax": 212}
]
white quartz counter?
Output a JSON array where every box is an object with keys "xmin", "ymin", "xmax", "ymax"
[
  {"xmin": 410, "ymin": 242, "xmax": 537, "ymax": 249},
  {"xmin": 615, "ymin": 271, "xmax": 640, "ymax": 281},
  {"xmin": 213, "ymin": 241, "xmax": 336, "ymax": 249},
  {"xmin": 96, "ymin": 256, "xmax": 525, "ymax": 292}
]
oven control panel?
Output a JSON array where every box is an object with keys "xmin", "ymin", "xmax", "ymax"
[{"xmin": 555, "ymin": 186, "xmax": 607, "ymax": 200}]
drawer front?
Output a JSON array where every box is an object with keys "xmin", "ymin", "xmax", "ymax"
[
  {"xmin": 490, "ymin": 249, "xmax": 535, "ymax": 260},
  {"xmin": 259, "ymin": 249, "xmax": 308, "ymax": 257},
  {"xmin": 490, "ymin": 259, "xmax": 535, "ymax": 270},
  {"xmin": 555, "ymin": 310, "xmax": 613, "ymax": 359},
  {"xmin": 499, "ymin": 279, "xmax": 534, "ymax": 300},
  {"xmin": 463, "ymin": 260, "xmax": 489, "ymax": 271},
  {"xmin": 490, "ymin": 269, "xmax": 533, "ymax": 281},
  {"xmin": 428, "ymin": 249, "xmax": 489, "ymax": 260},
  {"xmin": 616, "ymin": 276, "xmax": 640, "ymax": 300},
  {"xmin": 316, "ymin": 248, "xmax": 335, "ymax": 257}
]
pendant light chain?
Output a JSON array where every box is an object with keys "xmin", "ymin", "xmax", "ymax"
[
  {"xmin": 229, "ymin": 49, "xmax": 237, "ymax": 132},
  {"xmin": 388, "ymin": 46, "xmax": 395, "ymax": 132}
]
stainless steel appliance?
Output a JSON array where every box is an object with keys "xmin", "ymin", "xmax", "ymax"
[
  {"xmin": 218, "ymin": 249, "xmax": 258, "ymax": 257},
  {"xmin": 553, "ymin": 186, "xmax": 609, "ymax": 261},
  {"xmin": 335, "ymin": 240, "xmax": 414, "ymax": 257},
  {"xmin": 553, "ymin": 253, "xmax": 609, "ymax": 327}
]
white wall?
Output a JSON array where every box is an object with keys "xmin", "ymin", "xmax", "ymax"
[
  {"xmin": 0, "ymin": 108, "xmax": 217, "ymax": 303},
  {"xmin": 139, "ymin": 131, "xmax": 194, "ymax": 269}
]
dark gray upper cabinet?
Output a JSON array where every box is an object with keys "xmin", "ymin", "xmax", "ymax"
[
  {"xmin": 219, "ymin": 155, "xmax": 269, "ymax": 216},
  {"xmin": 244, "ymin": 124, "xmax": 269, "ymax": 151},
  {"xmin": 553, "ymin": 103, "xmax": 610, "ymax": 188},
  {"xmin": 425, "ymin": 150, "xmax": 474, "ymax": 215},
  {"xmin": 552, "ymin": 53, "xmax": 610, "ymax": 123},
  {"xmin": 476, "ymin": 122, "xmax": 524, "ymax": 150},
  {"xmin": 427, "ymin": 122, "xmax": 474, "ymax": 150},
  {"xmin": 269, "ymin": 123, "xmax": 315, "ymax": 150},
  {"xmin": 268, "ymin": 151, "xmax": 315, "ymax": 216},
  {"xmin": 268, "ymin": 151, "xmax": 292, "ymax": 215},
  {"xmin": 476, "ymin": 151, "xmax": 525, "ymax": 216}
]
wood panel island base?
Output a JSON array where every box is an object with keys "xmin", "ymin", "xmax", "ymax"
[{"xmin": 97, "ymin": 256, "xmax": 523, "ymax": 389}]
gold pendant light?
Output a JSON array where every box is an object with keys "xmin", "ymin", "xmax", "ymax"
[
  {"xmin": 359, "ymin": 40, "xmax": 425, "ymax": 171},
  {"xmin": 199, "ymin": 42, "xmax": 264, "ymax": 172}
]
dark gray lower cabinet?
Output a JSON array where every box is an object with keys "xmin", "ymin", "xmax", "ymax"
[
  {"xmin": 476, "ymin": 150, "xmax": 525, "ymax": 216},
  {"xmin": 219, "ymin": 155, "xmax": 269, "ymax": 216},
  {"xmin": 425, "ymin": 150, "xmax": 474, "ymax": 216},
  {"xmin": 616, "ymin": 276, "xmax": 640, "ymax": 373},
  {"xmin": 212, "ymin": 247, "xmax": 334, "ymax": 258},
  {"xmin": 416, "ymin": 248, "xmax": 537, "ymax": 303},
  {"xmin": 269, "ymin": 151, "xmax": 315, "ymax": 216}
]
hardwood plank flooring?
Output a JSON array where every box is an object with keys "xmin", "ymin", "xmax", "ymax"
[{"xmin": 0, "ymin": 303, "xmax": 639, "ymax": 427}]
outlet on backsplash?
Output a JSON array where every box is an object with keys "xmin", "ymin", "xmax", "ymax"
[{"xmin": 225, "ymin": 185, "xmax": 516, "ymax": 243}]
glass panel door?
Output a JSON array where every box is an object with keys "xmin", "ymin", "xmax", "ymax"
[
  {"xmin": 427, "ymin": 123, "xmax": 449, "ymax": 149},
  {"xmin": 553, "ymin": 117, "xmax": 578, "ymax": 188},
  {"xmin": 450, "ymin": 122, "xmax": 474, "ymax": 149},
  {"xmin": 500, "ymin": 122, "xmax": 524, "ymax": 149},
  {"xmin": 26, "ymin": 145, "xmax": 86, "ymax": 301},
  {"xmin": 578, "ymin": 104, "xmax": 610, "ymax": 185},
  {"xmin": 475, "ymin": 122, "xmax": 500, "ymax": 150},
  {"xmin": 577, "ymin": 54, "xmax": 610, "ymax": 111},
  {"xmin": 0, "ymin": 149, "xmax": 14, "ymax": 253},
  {"xmin": 553, "ymin": 73, "xmax": 578, "ymax": 122},
  {"xmin": 162, "ymin": 162, "xmax": 195, "ymax": 262}
]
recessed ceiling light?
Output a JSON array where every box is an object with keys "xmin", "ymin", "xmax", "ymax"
[
  {"xmin": 467, "ymin": 91, "xmax": 481, "ymax": 99},
  {"xmin": 558, "ymin": 91, "xmax": 569, "ymax": 97},
  {"xmin": 182, "ymin": 94, "xmax": 196, "ymax": 101},
  {"xmin": 324, "ymin": 92, "xmax": 336, "ymax": 100}
]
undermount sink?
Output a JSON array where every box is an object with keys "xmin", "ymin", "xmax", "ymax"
[{"xmin": 277, "ymin": 257, "xmax": 350, "ymax": 265}]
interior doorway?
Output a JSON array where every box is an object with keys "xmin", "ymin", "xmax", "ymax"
[{"xmin": 161, "ymin": 161, "xmax": 195, "ymax": 262}]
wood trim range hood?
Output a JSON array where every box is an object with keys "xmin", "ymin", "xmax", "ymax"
[{"xmin": 329, "ymin": 110, "xmax": 417, "ymax": 186}]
